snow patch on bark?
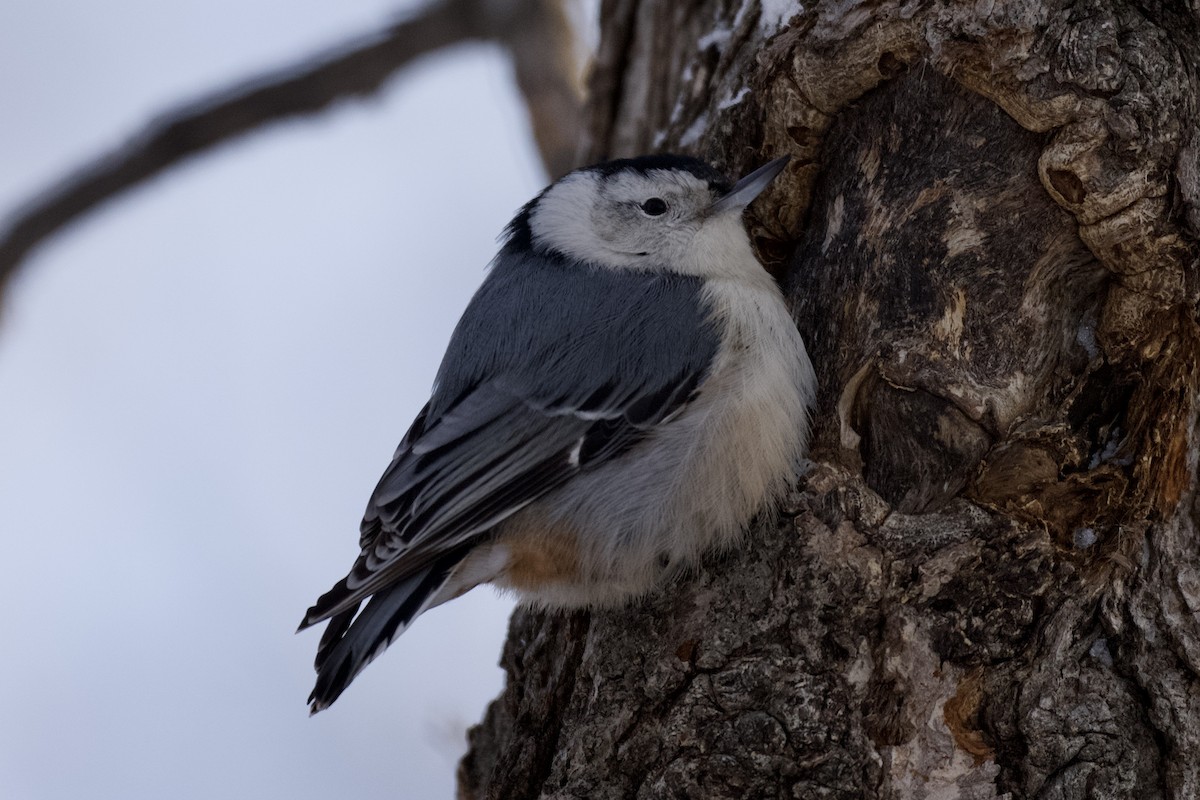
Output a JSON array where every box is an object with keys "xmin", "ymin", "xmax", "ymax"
[{"xmin": 758, "ymin": 0, "xmax": 803, "ymax": 33}]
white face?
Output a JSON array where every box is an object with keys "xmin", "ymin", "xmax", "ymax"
[{"xmin": 527, "ymin": 167, "xmax": 758, "ymax": 278}]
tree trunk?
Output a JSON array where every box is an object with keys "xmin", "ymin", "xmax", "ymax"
[{"xmin": 459, "ymin": 1, "xmax": 1200, "ymax": 797}]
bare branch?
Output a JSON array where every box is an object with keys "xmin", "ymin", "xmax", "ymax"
[
  {"xmin": 503, "ymin": 0, "xmax": 585, "ymax": 178},
  {"xmin": 0, "ymin": 0, "xmax": 583, "ymax": 302}
]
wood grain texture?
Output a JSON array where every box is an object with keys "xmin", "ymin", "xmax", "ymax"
[{"xmin": 462, "ymin": 0, "xmax": 1200, "ymax": 797}]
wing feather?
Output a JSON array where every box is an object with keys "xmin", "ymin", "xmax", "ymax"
[{"xmin": 300, "ymin": 250, "xmax": 721, "ymax": 631}]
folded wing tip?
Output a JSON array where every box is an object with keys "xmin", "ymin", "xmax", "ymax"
[{"xmin": 296, "ymin": 601, "xmax": 331, "ymax": 632}]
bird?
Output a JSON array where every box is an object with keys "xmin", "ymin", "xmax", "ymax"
[{"xmin": 298, "ymin": 153, "xmax": 816, "ymax": 713}]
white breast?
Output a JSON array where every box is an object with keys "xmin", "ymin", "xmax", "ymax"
[
  {"xmin": 668, "ymin": 276, "xmax": 815, "ymax": 549},
  {"xmin": 501, "ymin": 273, "xmax": 815, "ymax": 608}
]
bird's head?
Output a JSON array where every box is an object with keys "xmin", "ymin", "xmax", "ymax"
[{"xmin": 506, "ymin": 154, "xmax": 790, "ymax": 278}]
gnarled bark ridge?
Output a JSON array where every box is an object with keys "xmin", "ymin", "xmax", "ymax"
[{"xmin": 461, "ymin": 1, "xmax": 1200, "ymax": 797}]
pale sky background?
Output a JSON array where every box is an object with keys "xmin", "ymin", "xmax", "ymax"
[{"xmin": 0, "ymin": 2, "xmax": 585, "ymax": 797}]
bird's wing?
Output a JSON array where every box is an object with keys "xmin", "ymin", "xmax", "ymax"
[{"xmin": 299, "ymin": 250, "xmax": 721, "ymax": 628}]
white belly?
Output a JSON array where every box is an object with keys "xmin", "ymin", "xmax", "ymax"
[{"xmin": 496, "ymin": 276, "xmax": 815, "ymax": 608}]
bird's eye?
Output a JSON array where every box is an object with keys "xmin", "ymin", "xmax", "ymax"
[{"xmin": 640, "ymin": 198, "xmax": 668, "ymax": 216}]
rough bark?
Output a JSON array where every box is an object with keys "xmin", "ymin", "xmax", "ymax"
[{"xmin": 461, "ymin": 1, "xmax": 1200, "ymax": 798}]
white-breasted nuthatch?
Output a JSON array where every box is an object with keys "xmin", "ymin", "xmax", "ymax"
[{"xmin": 299, "ymin": 154, "xmax": 815, "ymax": 712}]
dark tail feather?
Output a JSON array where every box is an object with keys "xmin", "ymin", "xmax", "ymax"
[
  {"xmin": 306, "ymin": 553, "xmax": 465, "ymax": 714},
  {"xmin": 314, "ymin": 606, "xmax": 357, "ymax": 673}
]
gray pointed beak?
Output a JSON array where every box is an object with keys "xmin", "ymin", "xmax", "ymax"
[{"xmin": 709, "ymin": 155, "xmax": 791, "ymax": 215}]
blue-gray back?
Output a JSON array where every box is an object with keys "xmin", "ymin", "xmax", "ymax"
[
  {"xmin": 303, "ymin": 247, "xmax": 723, "ymax": 624},
  {"xmin": 429, "ymin": 247, "xmax": 721, "ymax": 421}
]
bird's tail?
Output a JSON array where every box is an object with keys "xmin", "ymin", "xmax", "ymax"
[{"xmin": 305, "ymin": 551, "xmax": 466, "ymax": 714}]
